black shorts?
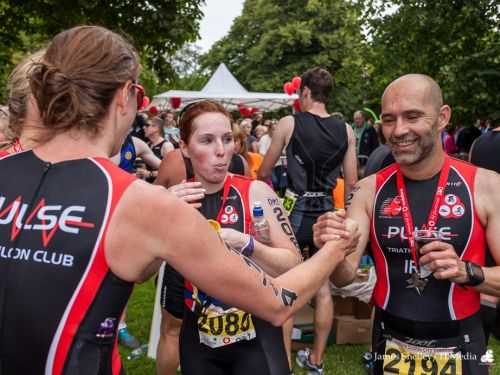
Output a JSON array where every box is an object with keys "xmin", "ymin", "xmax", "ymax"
[
  {"xmin": 160, "ymin": 263, "xmax": 184, "ymax": 320},
  {"xmin": 288, "ymin": 196, "xmax": 334, "ymax": 257},
  {"xmin": 480, "ymin": 303, "xmax": 498, "ymax": 345},
  {"xmin": 289, "ymin": 210, "xmax": 318, "ymax": 256},
  {"xmin": 180, "ymin": 311, "xmax": 289, "ymax": 375},
  {"xmin": 371, "ymin": 308, "xmax": 488, "ymax": 375}
]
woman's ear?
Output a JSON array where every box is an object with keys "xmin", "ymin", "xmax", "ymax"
[
  {"xmin": 180, "ymin": 139, "xmax": 189, "ymax": 158},
  {"xmin": 116, "ymin": 81, "xmax": 132, "ymax": 116}
]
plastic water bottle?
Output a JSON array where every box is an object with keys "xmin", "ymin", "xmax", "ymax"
[
  {"xmin": 252, "ymin": 201, "xmax": 271, "ymax": 244},
  {"xmin": 127, "ymin": 344, "xmax": 148, "ymax": 360}
]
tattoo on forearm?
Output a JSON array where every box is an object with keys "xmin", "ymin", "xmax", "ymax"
[
  {"xmin": 345, "ymin": 186, "xmax": 361, "ymax": 210},
  {"xmin": 281, "ymin": 288, "xmax": 298, "ymax": 306},
  {"xmin": 226, "ymin": 240, "xmax": 298, "ymax": 307},
  {"xmin": 272, "ymin": 206, "xmax": 300, "ymax": 251}
]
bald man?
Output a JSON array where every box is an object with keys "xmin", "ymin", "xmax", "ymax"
[{"xmin": 314, "ymin": 74, "xmax": 500, "ymax": 375}]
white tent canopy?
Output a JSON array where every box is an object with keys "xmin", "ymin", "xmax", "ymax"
[{"xmin": 152, "ymin": 63, "xmax": 298, "ymax": 111}]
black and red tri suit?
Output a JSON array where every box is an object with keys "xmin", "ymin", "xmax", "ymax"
[
  {"xmin": 0, "ymin": 150, "xmax": 136, "ymax": 375},
  {"xmin": 370, "ymin": 157, "xmax": 488, "ymax": 374}
]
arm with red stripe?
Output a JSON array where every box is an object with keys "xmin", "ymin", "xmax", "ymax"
[
  {"xmin": 313, "ymin": 175, "xmax": 375, "ymax": 287},
  {"xmin": 105, "ymin": 180, "xmax": 357, "ymax": 326}
]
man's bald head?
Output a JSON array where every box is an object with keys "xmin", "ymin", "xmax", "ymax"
[
  {"xmin": 380, "ymin": 74, "xmax": 451, "ymax": 168},
  {"xmin": 382, "ymin": 74, "xmax": 443, "ymax": 113}
]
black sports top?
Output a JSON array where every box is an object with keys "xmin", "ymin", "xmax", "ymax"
[
  {"xmin": 0, "ymin": 151, "xmax": 136, "ymax": 375},
  {"xmin": 371, "ymin": 158, "xmax": 485, "ymax": 322},
  {"xmin": 184, "ymin": 175, "xmax": 252, "ymax": 315},
  {"xmin": 286, "ymin": 112, "xmax": 347, "ymax": 194},
  {"xmin": 469, "ymin": 130, "xmax": 500, "ymax": 173},
  {"xmin": 151, "ymin": 140, "xmax": 166, "ymax": 160},
  {"xmin": 363, "ymin": 145, "xmax": 395, "ymax": 177},
  {"xmin": 182, "ymin": 175, "xmax": 288, "ymax": 374}
]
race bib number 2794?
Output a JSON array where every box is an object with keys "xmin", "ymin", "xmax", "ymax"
[{"xmin": 383, "ymin": 338, "xmax": 462, "ymax": 375}]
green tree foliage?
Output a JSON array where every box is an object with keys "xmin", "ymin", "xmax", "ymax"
[
  {"xmin": 0, "ymin": 0, "xmax": 205, "ymax": 102},
  {"xmin": 365, "ymin": 0, "xmax": 500, "ymax": 123},
  {"xmin": 202, "ymin": 0, "xmax": 367, "ymax": 116}
]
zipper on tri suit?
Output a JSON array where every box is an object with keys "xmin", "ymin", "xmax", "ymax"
[{"xmin": 0, "ymin": 161, "xmax": 52, "ymax": 372}]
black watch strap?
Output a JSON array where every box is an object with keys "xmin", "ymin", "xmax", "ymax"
[{"xmin": 463, "ymin": 261, "xmax": 485, "ymax": 287}]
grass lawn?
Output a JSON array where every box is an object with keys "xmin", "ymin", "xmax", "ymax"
[{"xmin": 121, "ymin": 279, "xmax": 500, "ymax": 374}]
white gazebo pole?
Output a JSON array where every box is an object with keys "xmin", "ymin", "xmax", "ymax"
[{"xmin": 147, "ymin": 262, "xmax": 165, "ymax": 359}]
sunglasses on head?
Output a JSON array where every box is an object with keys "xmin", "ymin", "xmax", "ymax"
[{"xmin": 131, "ymin": 83, "xmax": 146, "ymax": 110}]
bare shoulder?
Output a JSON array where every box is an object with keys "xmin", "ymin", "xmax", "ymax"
[
  {"xmin": 276, "ymin": 115, "xmax": 294, "ymax": 137},
  {"xmin": 250, "ymin": 179, "xmax": 275, "ymax": 197},
  {"xmin": 475, "ymin": 167, "xmax": 500, "ymax": 192},
  {"xmin": 105, "ymin": 179, "xmax": 184, "ymax": 281},
  {"xmin": 474, "ymin": 167, "xmax": 500, "ymax": 222},
  {"xmin": 155, "ymin": 149, "xmax": 186, "ymax": 188},
  {"xmin": 345, "ymin": 122, "xmax": 355, "ymax": 137},
  {"xmin": 132, "ymin": 136, "xmax": 149, "ymax": 152},
  {"xmin": 278, "ymin": 114, "xmax": 294, "ymax": 126}
]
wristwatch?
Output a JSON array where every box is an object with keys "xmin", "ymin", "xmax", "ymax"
[{"xmin": 463, "ymin": 261, "xmax": 485, "ymax": 287}]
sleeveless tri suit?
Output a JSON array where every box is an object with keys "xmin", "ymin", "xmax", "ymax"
[
  {"xmin": 0, "ymin": 150, "xmax": 136, "ymax": 375},
  {"xmin": 180, "ymin": 174, "xmax": 289, "ymax": 375},
  {"xmin": 370, "ymin": 157, "xmax": 488, "ymax": 375},
  {"xmin": 285, "ymin": 112, "xmax": 347, "ymax": 255}
]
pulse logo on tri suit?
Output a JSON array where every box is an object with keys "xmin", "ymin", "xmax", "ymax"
[
  {"xmin": 380, "ymin": 196, "xmax": 402, "ymax": 217},
  {"xmin": 384, "ymin": 226, "xmax": 455, "ymax": 242},
  {"xmin": 0, "ymin": 195, "xmax": 95, "ymax": 246}
]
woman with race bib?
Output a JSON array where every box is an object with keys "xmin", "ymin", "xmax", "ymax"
[{"xmin": 172, "ymin": 101, "xmax": 301, "ymax": 375}]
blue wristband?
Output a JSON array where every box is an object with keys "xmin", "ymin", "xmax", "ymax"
[{"xmin": 241, "ymin": 236, "xmax": 255, "ymax": 257}]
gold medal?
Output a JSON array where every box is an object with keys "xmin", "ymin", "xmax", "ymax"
[{"xmin": 207, "ymin": 219, "xmax": 221, "ymax": 233}]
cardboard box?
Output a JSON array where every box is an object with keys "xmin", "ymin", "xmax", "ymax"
[
  {"xmin": 333, "ymin": 315, "xmax": 372, "ymax": 344},
  {"xmin": 354, "ymin": 300, "xmax": 373, "ymax": 319},
  {"xmin": 332, "ymin": 296, "xmax": 356, "ymax": 316}
]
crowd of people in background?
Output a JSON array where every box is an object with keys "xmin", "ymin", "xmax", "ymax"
[{"xmin": 111, "ymin": 101, "xmax": 497, "ymax": 192}]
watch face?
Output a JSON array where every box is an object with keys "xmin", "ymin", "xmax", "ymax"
[
  {"xmin": 472, "ymin": 263, "xmax": 484, "ymax": 280},
  {"xmin": 467, "ymin": 261, "xmax": 484, "ymax": 286}
]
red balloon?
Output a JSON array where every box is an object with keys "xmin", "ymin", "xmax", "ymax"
[
  {"xmin": 292, "ymin": 76, "xmax": 302, "ymax": 90},
  {"xmin": 293, "ymin": 99, "xmax": 301, "ymax": 112},
  {"xmin": 149, "ymin": 106, "xmax": 158, "ymax": 115},
  {"xmin": 239, "ymin": 106, "xmax": 250, "ymax": 117},
  {"xmin": 141, "ymin": 96, "xmax": 150, "ymax": 109},
  {"xmin": 170, "ymin": 96, "xmax": 181, "ymax": 109},
  {"xmin": 284, "ymin": 82, "xmax": 294, "ymax": 95}
]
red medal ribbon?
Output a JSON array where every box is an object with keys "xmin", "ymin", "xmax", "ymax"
[
  {"xmin": 396, "ymin": 156, "xmax": 450, "ymax": 269},
  {"xmin": 12, "ymin": 138, "xmax": 23, "ymax": 153},
  {"xmin": 215, "ymin": 174, "xmax": 233, "ymax": 225},
  {"xmin": 189, "ymin": 173, "xmax": 233, "ymax": 225}
]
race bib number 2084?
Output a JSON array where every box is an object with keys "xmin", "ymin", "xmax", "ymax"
[{"xmin": 197, "ymin": 308, "xmax": 256, "ymax": 349}]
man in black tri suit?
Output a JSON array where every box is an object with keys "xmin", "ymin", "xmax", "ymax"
[
  {"xmin": 314, "ymin": 74, "xmax": 500, "ymax": 375},
  {"xmin": 258, "ymin": 67, "xmax": 358, "ymax": 374}
]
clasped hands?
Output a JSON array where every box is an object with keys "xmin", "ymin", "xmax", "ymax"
[{"xmin": 313, "ymin": 209, "xmax": 360, "ymax": 259}]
